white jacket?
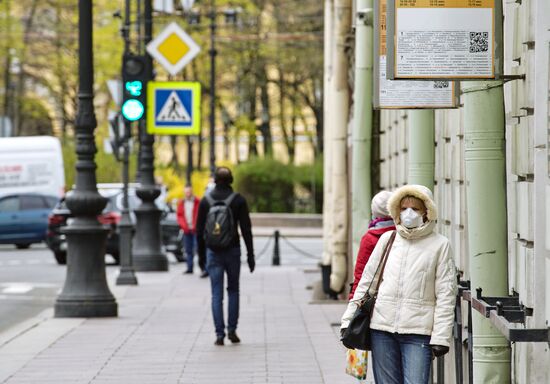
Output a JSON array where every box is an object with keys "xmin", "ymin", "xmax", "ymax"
[{"xmin": 341, "ymin": 185, "xmax": 457, "ymax": 347}]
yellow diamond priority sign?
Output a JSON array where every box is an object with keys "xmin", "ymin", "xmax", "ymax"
[{"xmin": 146, "ymin": 22, "xmax": 200, "ymax": 76}]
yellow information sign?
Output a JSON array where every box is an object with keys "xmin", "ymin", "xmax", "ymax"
[
  {"xmin": 147, "ymin": 81, "xmax": 201, "ymax": 136},
  {"xmin": 388, "ymin": 0, "xmax": 500, "ymax": 79},
  {"xmin": 375, "ymin": 0, "xmax": 458, "ymax": 108},
  {"xmin": 397, "ymin": 0, "xmax": 493, "ymax": 7}
]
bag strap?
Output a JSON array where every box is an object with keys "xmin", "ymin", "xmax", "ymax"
[
  {"xmin": 373, "ymin": 231, "xmax": 396, "ymax": 293},
  {"xmin": 365, "ymin": 230, "xmax": 396, "ymax": 297},
  {"xmin": 204, "ymin": 193, "xmax": 215, "ymax": 206},
  {"xmin": 223, "ymin": 192, "xmax": 237, "ymax": 207},
  {"xmin": 205, "ymin": 192, "xmax": 236, "ymax": 207}
]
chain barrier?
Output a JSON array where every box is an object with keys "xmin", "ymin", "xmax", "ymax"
[
  {"xmin": 254, "ymin": 234, "xmax": 274, "ymax": 261},
  {"xmin": 242, "ymin": 231, "xmax": 321, "ymax": 265},
  {"xmin": 279, "ymin": 233, "xmax": 321, "ymax": 260}
]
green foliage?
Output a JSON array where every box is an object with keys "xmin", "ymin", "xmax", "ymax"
[
  {"xmin": 61, "ymin": 138, "xmax": 137, "ymax": 189},
  {"xmin": 95, "ymin": 148, "xmax": 138, "ymax": 184},
  {"xmin": 234, "ymin": 158, "xmax": 295, "ymax": 213},
  {"xmin": 19, "ymin": 97, "xmax": 54, "ymax": 136},
  {"xmin": 61, "ymin": 139, "xmax": 76, "ymax": 189},
  {"xmin": 294, "ymin": 157, "xmax": 323, "ymax": 213},
  {"xmin": 233, "ymin": 157, "xmax": 323, "ymax": 213}
]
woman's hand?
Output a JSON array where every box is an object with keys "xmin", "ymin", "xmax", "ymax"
[
  {"xmin": 430, "ymin": 344, "xmax": 449, "ymax": 357},
  {"xmin": 340, "ymin": 328, "xmax": 347, "ymax": 340}
]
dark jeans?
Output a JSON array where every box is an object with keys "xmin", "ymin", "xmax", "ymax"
[
  {"xmin": 182, "ymin": 233, "xmax": 196, "ymax": 272},
  {"xmin": 206, "ymin": 247, "xmax": 241, "ymax": 338},
  {"xmin": 371, "ymin": 329, "xmax": 432, "ymax": 384}
]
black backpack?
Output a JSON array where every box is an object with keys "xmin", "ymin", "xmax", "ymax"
[{"xmin": 203, "ymin": 192, "xmax": 238, "ymax": 250}]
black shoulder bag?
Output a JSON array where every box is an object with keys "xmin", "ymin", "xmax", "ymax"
[{"xmin": 341, "ymin": 230, "xmax": 396, "ymax": 351}]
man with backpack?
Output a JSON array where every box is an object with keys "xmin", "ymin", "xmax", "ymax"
[{"xmin": 196, "ymin": 166, "xmax": 255, "ymax": 346}]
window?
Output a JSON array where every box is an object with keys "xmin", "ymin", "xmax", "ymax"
[
  {"xmin": 0, "ymin": 196, "xmax": 20, "ymax": 212},
  {"xmin": 45, "ymin": 196, "xmax": 59, "ymax": 208},
  {"xmin": 21, "ymin": 195, "xmax": 49, "ymax": 210}
]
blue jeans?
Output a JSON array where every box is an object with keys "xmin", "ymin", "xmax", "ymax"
[
  {"xmin": 206, "ymin": 247, "xmax": 241, "ymax": 338},
  {"xmin": 183, "ymin": 233, "xmax": 196, "ymax": 272},
  {"xmin": 371, "ymin": 329, "xmax": 432, "ymax": 384}
]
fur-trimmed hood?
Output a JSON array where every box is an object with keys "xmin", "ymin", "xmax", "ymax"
[{"xmin": 387, "ymin": 184, "xmax": 437, "ymax": 224}]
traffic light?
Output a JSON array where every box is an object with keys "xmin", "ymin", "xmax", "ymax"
[{"xmin": 121, "ymin": 53, "xmax": 149, "ymax": 122}]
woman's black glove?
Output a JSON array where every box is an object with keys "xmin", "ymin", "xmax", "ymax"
[
  {"xmin": 340, "ymin": 328, "xmax": 347, "ymax": 340},
  {"xmin": 431, "ymin": 345, "xmax": 449, "ymax": 357}
]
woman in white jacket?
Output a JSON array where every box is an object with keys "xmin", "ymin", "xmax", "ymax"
[{"xmin": 341, "ymin": 185, "xmax": 457, "ymax": 384}]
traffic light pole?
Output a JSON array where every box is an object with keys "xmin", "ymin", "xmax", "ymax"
[
  {"xmin": 132, "ymin": 0, "xmax": 168, "ymax": 271},
  {"xmin": 55, "ymin": 0, "xmax": 117, "ymax": 318},
  {"xmin": 115, "ymin": 0, "xmax": 138, "ymax": 285},
  {"xmin": 116, "ymin": 121, "xmax": 138, "ymax": 285}
]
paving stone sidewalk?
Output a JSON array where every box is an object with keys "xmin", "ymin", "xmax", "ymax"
[{"xmin": 0, "ymin": 262, "xmax": 368, "ymax": 384}]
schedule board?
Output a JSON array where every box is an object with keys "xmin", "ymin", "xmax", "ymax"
[
  {"xmin": 386, "ymin": 0, "xmax": 503, "ymax": 80},
  {"xmin": 374, "ymin": 0, "xmax": 459, "ymax": 108}
]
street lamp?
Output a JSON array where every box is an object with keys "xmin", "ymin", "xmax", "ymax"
[
  {"xmin": 204, "ymin": 3, "xmax": 239, "ymax": 175},
  {"xmin": 208, "ymin": 0, "xmax": 217, "ymax": 176},
  {"xmin": 55, "ymin": 0, "xmax": 117, "ymax": 318}
]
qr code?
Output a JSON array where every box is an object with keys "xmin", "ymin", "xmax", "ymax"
[
  {"xmin": 469, "ymin": 32, "xmax": 489, "ymax": 53},
  {"xmin": 433, "ymin": 81, "xmax": 449, "ymax": 89}
]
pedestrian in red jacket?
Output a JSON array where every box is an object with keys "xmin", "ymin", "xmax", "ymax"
[
  {"xmin": 349, "ymin": 190, "xmax": 395, "ymax": 299},
  {"xmin": 177, "ymin": 185, "xmax": 204, "ymax": 276}
]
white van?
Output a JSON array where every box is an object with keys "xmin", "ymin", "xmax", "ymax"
[{"xmin": 0, "ymin": 136, "xmax": 65, "ymax": 198}]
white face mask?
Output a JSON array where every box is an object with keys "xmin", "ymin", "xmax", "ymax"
[{"xmin": 400, "ymin": 208, "xmax": 424, "ymax": 229}]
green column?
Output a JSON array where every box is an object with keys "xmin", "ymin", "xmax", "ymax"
[
  {"xmin": 351, "ymin": 0, "xmax": 374, "ymax": 260},
  {"xmin": 463, "ymin": 81, "xmax": 511, "ymax": 383},
  {"xmin": 408, "ymin": 110, "xmax": 435, "ymax": 191}
]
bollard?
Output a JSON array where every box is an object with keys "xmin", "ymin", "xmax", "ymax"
[{"xmin": 272, "ymin": 230, "xmax": 280, "ymax": 266}]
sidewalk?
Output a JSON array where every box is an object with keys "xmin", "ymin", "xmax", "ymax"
[{"xmin": 0, "ymin": 262, "xmax": 365, "ymax": 384}]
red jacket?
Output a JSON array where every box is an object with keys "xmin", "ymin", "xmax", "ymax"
[
  {"xmin": 349, "ymin": 223, "xmax": 396, "ymax": 299},
  {"xmin": 176, "ymin": 197, "xmax": 200, "ymax": 234}
]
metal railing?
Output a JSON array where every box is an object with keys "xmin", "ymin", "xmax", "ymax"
[{"xmin": 451, "ymin": 274, "xmax": 550, "ymax": 384}]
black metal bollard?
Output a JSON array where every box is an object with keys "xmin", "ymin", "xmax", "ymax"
[{"xmin": 272, "ymin": 230, "xmax": 280, "ymax": 266}]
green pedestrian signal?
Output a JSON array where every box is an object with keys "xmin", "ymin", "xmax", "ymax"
[
  {"xmin": 121, "ymin": 53, "xmax": 150, "ymax": 122},
  {"xmin": 126, "ymin": 81, "xmax": 143, "ymax": 97},
  {"xmin": 121, "ymin": 99, "xmax": 145, "ymax": 121}
]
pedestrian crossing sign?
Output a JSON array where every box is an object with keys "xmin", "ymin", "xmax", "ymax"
[{"xmin": 147, "ymin": 81, "xmax": 201, "ymax": 135}]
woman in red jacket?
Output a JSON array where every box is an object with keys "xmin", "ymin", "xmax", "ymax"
[
  {"xmin": 177, "ymin": 185, "xmax": 202, "ymax": 275},
  {"xmin": 349, "ymin": 190, "xmax": 395, "ymax": 299}
]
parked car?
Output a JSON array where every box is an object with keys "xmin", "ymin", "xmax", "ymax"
[
  {"xmin": 0, "ymin": 193, "xmax": 58, "ymax": 248},
  {"xmin": 111, "ymin": 187, "xmax": 184, "ymax": 262},
  {"xmin": 161, "ymin": 210, "xmax": 185, "ymax": 262},
  {"xmin": 46, "ymin": 191, "xmax": 121, "ymax": 265},
  {"xmin": 46, "ymin": 184, "xmax": 183, "ymax": 265}
]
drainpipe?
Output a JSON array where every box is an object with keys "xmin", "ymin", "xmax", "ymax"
[
  {"xmin": 321, "ymin": 0, "xmax": 334, "ymax": 268},
  {"xmin": 462, "ymin": 80, "xmax": 511, "ymax": 383},
  {"xmin": 351, "ymin": 0, "xmax": 373, "ymax": 260},
  {"xmin": 329, "ymin": 0, "xmax": 352, "ymax": 293},
  {"xmin": 408, "ymin": 110, "xmax": 435, "ymax": 191},
  {"xmin": 320, "ymin": 0, "xmax": 335, "ymax": 298}
]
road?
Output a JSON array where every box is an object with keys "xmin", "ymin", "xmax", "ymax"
[
  {"xmin": 0, "ymin": 243, "xmax": 65, "ymax": 334},
  {"xmin": 0, "ymin": 236, "xmax": 323, "ymax": 335}
]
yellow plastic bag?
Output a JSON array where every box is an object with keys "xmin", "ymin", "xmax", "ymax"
[{"xmin": 345, "ymin": 348, "xmax": 368, "ymax": 380}]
